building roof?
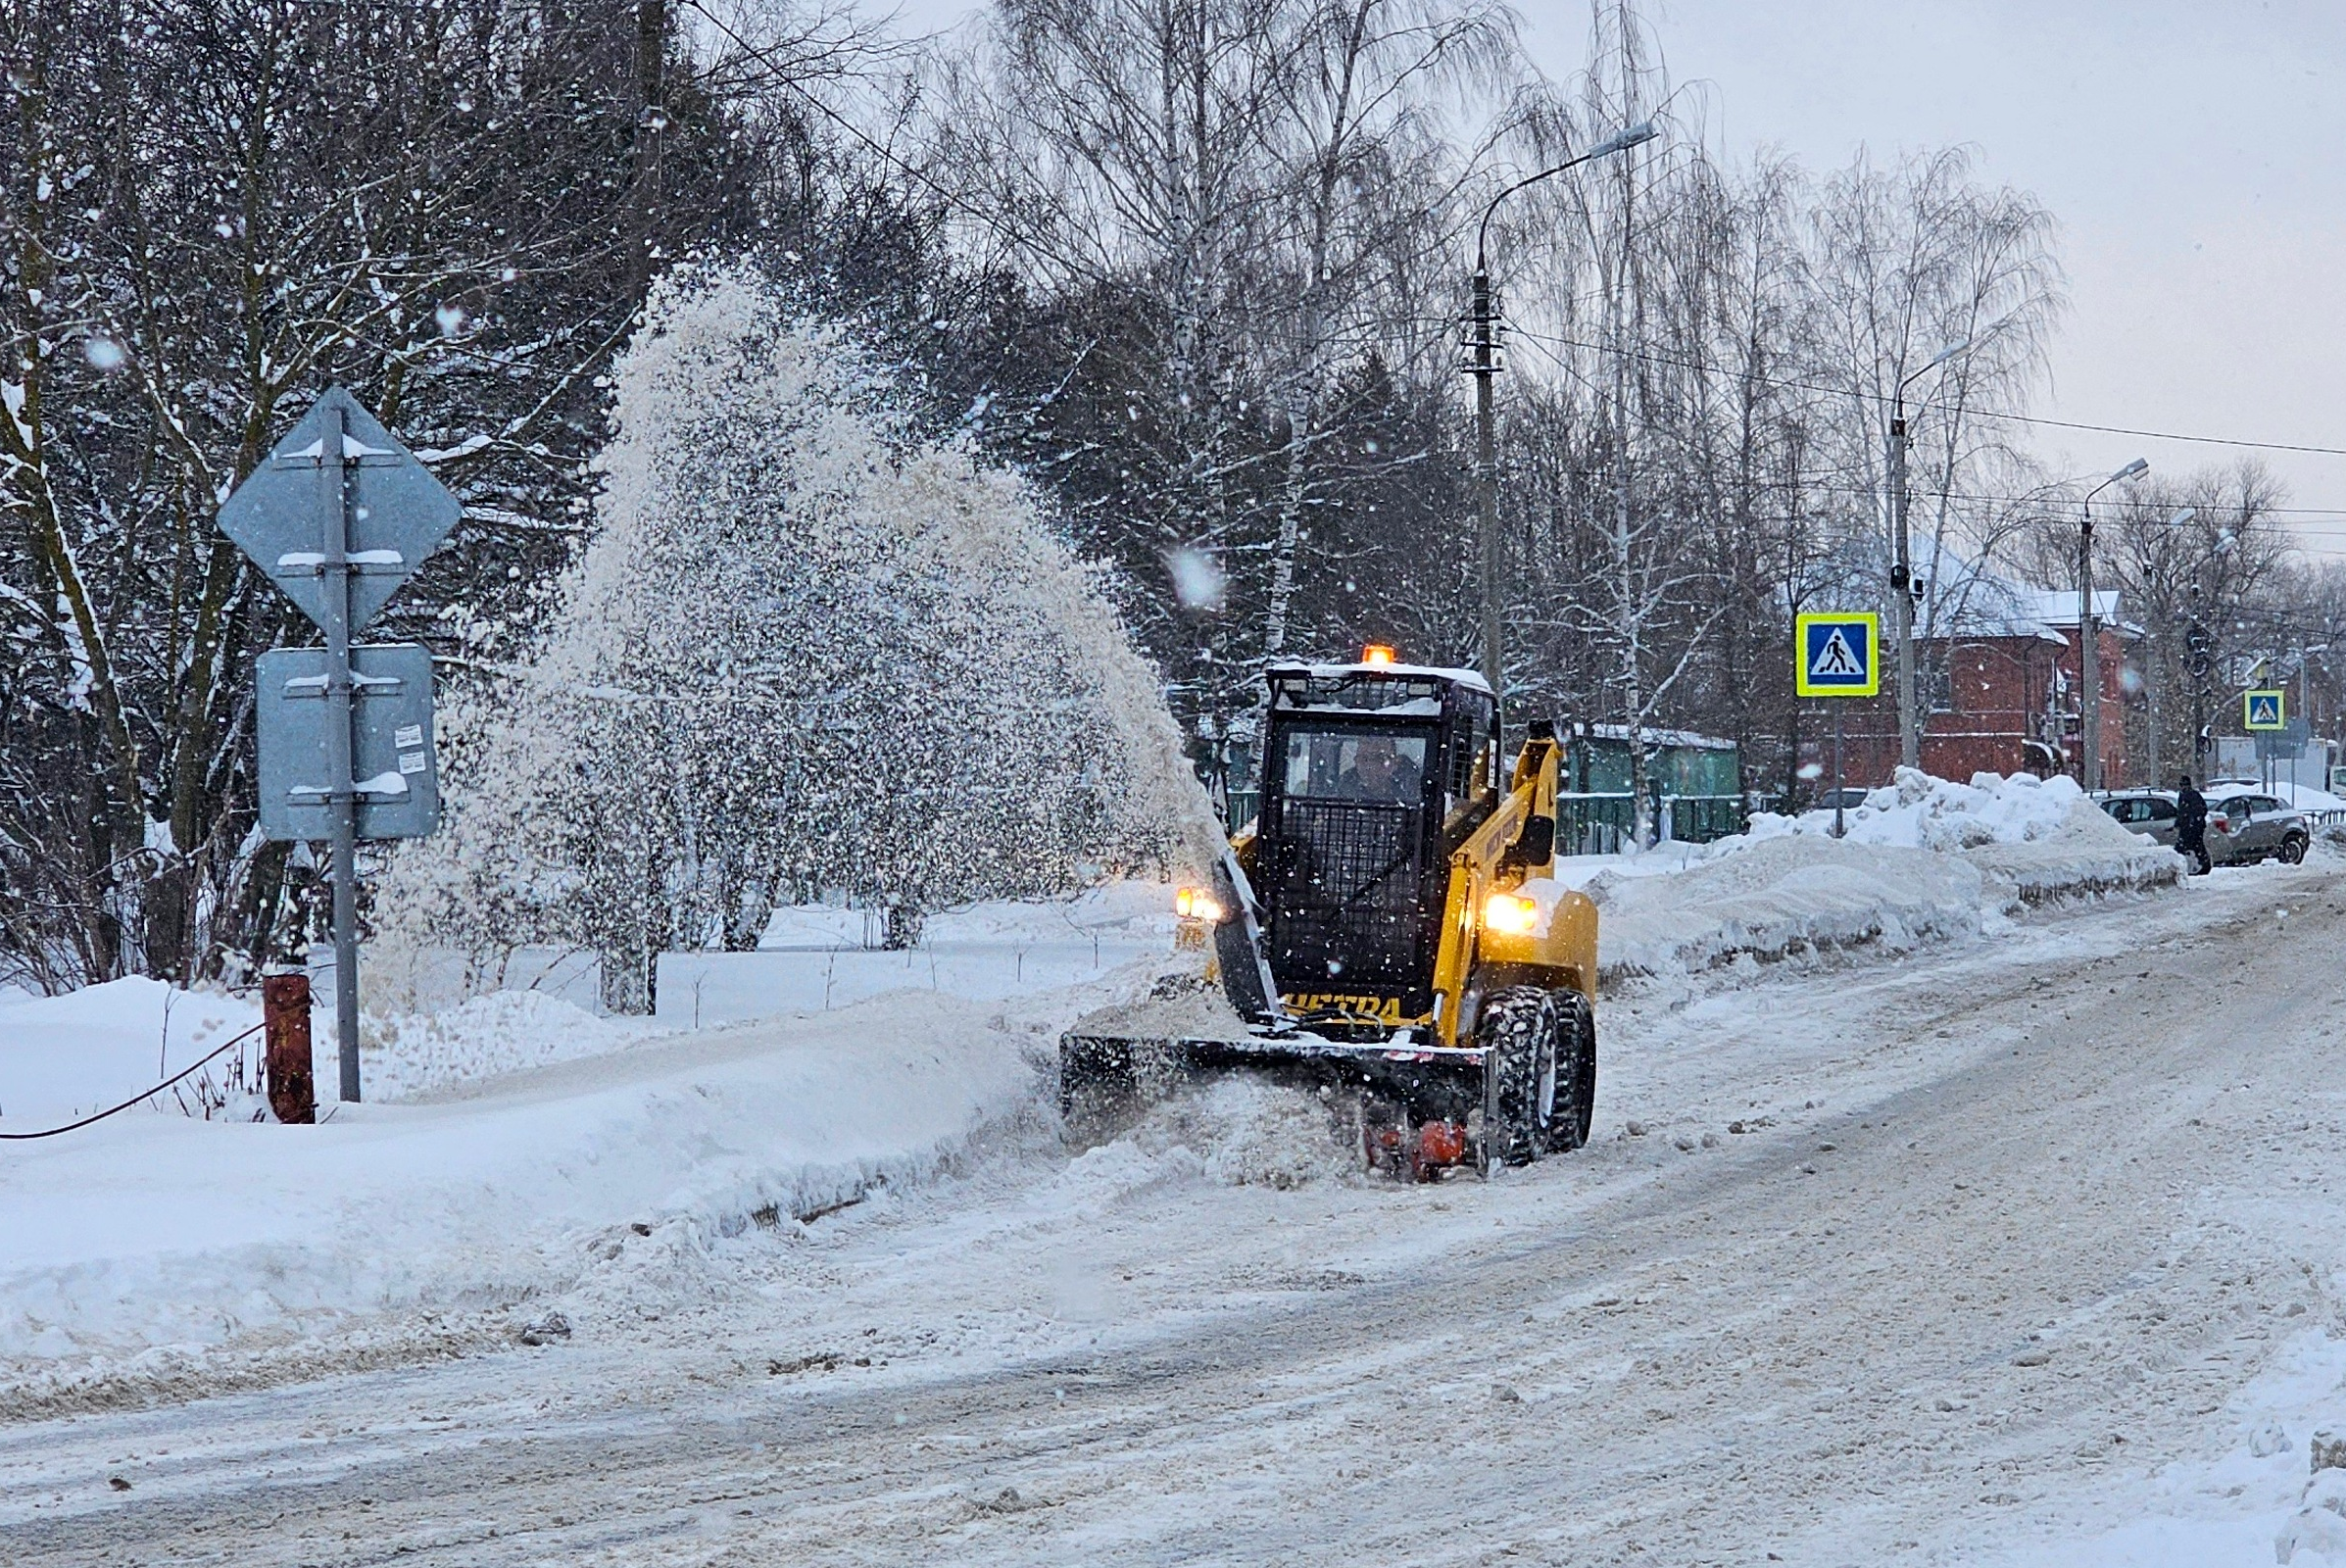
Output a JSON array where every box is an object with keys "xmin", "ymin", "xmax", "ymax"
[
  {"xmin": 1917, "ymin": 541, "xmax": 2132, "ymax": 644},
  {"xmin": 1578, "ymin": 722, "xmax": 1737, "ymax": 752}
]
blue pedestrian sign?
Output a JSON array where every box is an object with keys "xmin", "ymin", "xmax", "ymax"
[
  {"xmin": 1795, "ymin": 612, "xmax": 1880, "ymax": 698},
  {"xmin": 2245, "ymin": 690, "xmax": 2286, "ymax": 731}
]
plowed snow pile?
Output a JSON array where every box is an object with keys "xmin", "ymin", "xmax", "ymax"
[
  {"xmin": 1590, "ymin": 768, "xmax": 2177, "ymax": 979},
  {"xmin": 1065, "ymin": 1078, "xmax": 1360, "ymax": 1193},
  {"xmin": 0, "ymin": 986, "xmax": 1058, "ymax": 1403},
  {"xmin": 1590, "ymin": 834, "xmax": 1986, "ymax": 978}
]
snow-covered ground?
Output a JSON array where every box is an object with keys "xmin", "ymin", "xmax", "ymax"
[
  {"xmin": 0, "ymin": 796, "xmax": 2182, "ymax": 1403},
  {"xmin": 1568, "ymin": 768, "xmax": 2178, "ymax": 977},
  {"xmin": 3, "ymin": 808, "xmax": 2339, "ymax": 1564},
  {"xmin": 0, "ymin": 980, "xmax": 1104, "ymax": 1405},
  {"xmin": 3, "ymin": 856, "xmax": 2340, "ymax": 1565}
]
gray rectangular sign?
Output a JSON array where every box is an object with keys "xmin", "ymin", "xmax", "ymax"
[{"xmin": 256, "ymin": 644, "xmax": 440, "ymax": 841}]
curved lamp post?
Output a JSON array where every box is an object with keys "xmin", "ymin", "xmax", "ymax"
[{"xmin": 1467, "ymin": 121, "xmax": 1657, "ymax": 704}]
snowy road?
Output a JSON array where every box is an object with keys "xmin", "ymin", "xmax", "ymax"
[{"xmin": 7, "ymin": 864, "xmax": 2345, "ymax": 1565}]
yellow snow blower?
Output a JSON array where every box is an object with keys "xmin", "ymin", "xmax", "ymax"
[{"xmin": 1061, "ymin": 648, "xmax": 1598, "ymax": 1178}]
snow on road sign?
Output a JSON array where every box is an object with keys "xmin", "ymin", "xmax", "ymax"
[
  {"xmin": 218, "ymin": 387, "xmax": 460, "ymax": 634},
  {"xmin": 1795, "ymin": 612, "xmax": 1880, "ymax": 698},
  {"xmin": 2244, "ymin": 689, "xmax": 2286, "ymax": 731}
]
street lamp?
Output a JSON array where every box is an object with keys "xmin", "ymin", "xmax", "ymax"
[
  {"xmin": 2079, "ymin": 457, "xmax": 2148, "ymax": 790},
  {"xmin": 1888, "ymin": 334, "xmax": 1976, "ymax": 770},
  {"xmin": 1467, "ymin": 120, "xmax": 1657, "ymax": 705}
]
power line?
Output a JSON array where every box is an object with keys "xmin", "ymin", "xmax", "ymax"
[{"xmin": 1500, "ymin": 323, "xmax": 2346, "ymax": 462}]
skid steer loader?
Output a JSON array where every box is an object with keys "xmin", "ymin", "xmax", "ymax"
[{"xmin": 1060, "ymin": 647, "xmax": 1599, "ymax": 1179}]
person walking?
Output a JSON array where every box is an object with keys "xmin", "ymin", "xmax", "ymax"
[{"xmin": 2175, "ymin": 774, "xmax": 2211, "ymax": 875}]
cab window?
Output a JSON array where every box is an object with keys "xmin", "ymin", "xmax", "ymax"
[{"xmin": 1281, "ymin": 729, "xmax": 1430, "ymax": 805}]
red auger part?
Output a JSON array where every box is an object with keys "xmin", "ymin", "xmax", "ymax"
[{"xmin": 1416, "ymin": 1120, "xmax": 1466, "ymax": 1168}]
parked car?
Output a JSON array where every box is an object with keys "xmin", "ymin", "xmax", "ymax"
[
  {"xmin": 2209, "ymin": 791, "xmax": 2310, "ymax": 864},
  {"xmin": 2097, "ymin": 788, "xmax": 2308, "ymax": 865},
  {"xmin": 2097, "ymin": 789, "xmax": 2179, "ymax": 848},
  {"xmin": 1816, "ymin": 786, "xmax": 1873, "ymax": 811}
]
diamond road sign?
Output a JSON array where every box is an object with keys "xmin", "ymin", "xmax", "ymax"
[
  {"xmin": 219, "ymin": 387, "xmax": 460, "ymax": 633},
  {"xmin": 1794, "ymin": 612, "xmax": 1880, "ymax": 698},
  {"xmin": 255, "ymin": 644, "xmax": 440, "ymax": 841}
]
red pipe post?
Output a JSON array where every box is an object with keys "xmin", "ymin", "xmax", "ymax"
[{"xmin": 263, "ymin": 969, "xmax": 316, "ymax": 1124}]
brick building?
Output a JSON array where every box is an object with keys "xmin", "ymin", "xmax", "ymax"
[{"xmin": 1812, "ymin": 582, "xmax": 2136, "ymax": 791}]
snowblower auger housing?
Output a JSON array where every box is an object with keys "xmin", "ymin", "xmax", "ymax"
[{"xmin": 1060, "ymin": 654, "xmax": 1599, "ymax": 1177}]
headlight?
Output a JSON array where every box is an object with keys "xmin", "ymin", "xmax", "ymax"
[
  {"xmin": 1175, "ymin": 887, "xmax": 1223, "ymax": 922},
  {"xmin": 1483, "ymin": 892, "xmax": 1539, "ymax": 935}
]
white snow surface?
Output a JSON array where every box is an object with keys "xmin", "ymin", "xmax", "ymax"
[
  {"xmin": 0, "ymin": 979, "xmax": 263, "ymax": 1126},
  {"xmin": 0, "ymin": 982, "xmax": 1078, "ymax": 1394},
  {"xmin": 1580, "ymin": 768, "xmax": 2178, "ymax": 978},
  {"xmin": 1746, "ymin": 765, "xmax": 2103, "ymax": 851},
  {"xmin": 0, "ymin": 806, "xmax": 2186, "ymax": 1406}
]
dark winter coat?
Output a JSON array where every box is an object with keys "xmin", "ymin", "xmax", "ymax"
[{"xmin": 2175, "ymin": 785, "xmax": 2208, "ymax": 843}]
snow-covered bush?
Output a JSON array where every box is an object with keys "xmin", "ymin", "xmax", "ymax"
[{"xmin": 377, "ymin": 265, "xmax": 1220, "ymax": 1010}]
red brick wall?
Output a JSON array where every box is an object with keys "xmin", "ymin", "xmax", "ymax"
[{"xmin": 1796, "ymin": 627, "xmax": 2133, "ymax": 791}]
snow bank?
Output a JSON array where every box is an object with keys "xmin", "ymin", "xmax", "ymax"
[
  {"xmin": 0, "ymin": 979, "xmax": 262, "ymax": 1127},
  {"xmin": 0, "ymin": 986, "xmax": 1059, "ymax": 1405},
  {"xmin": 1749, "ymin": 766, "xmax": 2094, "ymax": 850},
  {"xmin": 1591, "ymin": 835, "xmax": 1986, "ymax": 979},
  {"xmin": 358, "ymin": 991, "xmax": 659, "ymax": 1102},
  {"xmin": 1591, "ymin": 769, "xmax": 2177, "ymax": 982}
]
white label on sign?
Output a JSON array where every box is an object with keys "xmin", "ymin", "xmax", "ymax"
[
  {"xmin": 399, "ymin": 751, "xmax": 427, "ymax": 775},
  {"xmin": 394, "ymin": 725, "xmax": 423, "ymax": 749}
]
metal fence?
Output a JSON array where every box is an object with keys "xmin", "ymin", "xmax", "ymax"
[{"xmin": 1556, "ymin": 791, "xmax": 1747, "ymax": 855}]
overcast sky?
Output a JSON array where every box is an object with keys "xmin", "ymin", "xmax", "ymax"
[
  {"xmin": 1633, "ymin": 0, "xmax": 2346, "ymax": 554},
  {"xmin": 885, "ymin": 0, "xmax": 2346, "ymax": 552}
]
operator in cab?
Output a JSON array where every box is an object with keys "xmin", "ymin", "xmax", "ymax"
[{"xmin": 1339, "ymin": 735, "xmax": 1422, "ymax": 804}]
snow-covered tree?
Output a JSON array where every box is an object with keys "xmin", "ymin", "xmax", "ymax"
[{"xmin": 376, "ymin": 265, "xmax": 1219, "ymax": 1010}]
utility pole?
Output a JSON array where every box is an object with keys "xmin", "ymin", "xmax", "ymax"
[
  {"xmin": 2078, "ymin": 507, "xmax": 2099, "ymax": 792},
  {"xmin": 1471, "ymin": 266, "xmax": 1500, "ymax": 701},
  {"xmin": 1465, "ymin": 121, "xmax": 1654, "ymax": 712},
  {"xmin": 2079, "ymin": 458, "xmax": 2148, "ymax": 791},
  {"xmin": 1887, "ymin": 338, "xmax": 1979, "ymax": 772},
  {"xmin": 1888, "ymin": 408, "xmax": 1915, "ymax": 768}
]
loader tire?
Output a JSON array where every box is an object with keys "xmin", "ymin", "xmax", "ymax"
[
  {"xmin": 1546, "ymin": 990, "xmax": 1596, "ymax": 1153},
  {"xmin": 1478, "ymin": 986, "xmax": 1558, "ymax": 1170}
]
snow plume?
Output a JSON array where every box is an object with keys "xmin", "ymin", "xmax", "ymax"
[{"xmin": 376, "ymin": 264, "xmax": 1220, "ymax": 1010}]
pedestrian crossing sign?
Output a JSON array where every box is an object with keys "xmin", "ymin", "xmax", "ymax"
[
  {"xmin": 1795, "ymin": 612, "xmax": 1881, "ymax": 698},
  {"xmin": 2245, "ymin": 690, "xmax": 2286, "ymax": 731}
]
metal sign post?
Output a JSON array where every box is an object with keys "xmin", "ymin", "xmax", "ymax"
[
  {"xmin": 317, "ymin": 401, "xmax": 362, "ymax": 1104},
  {"xmin": 220, "ymin": 388, "xmax": 460, "ymax": 1105}
]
